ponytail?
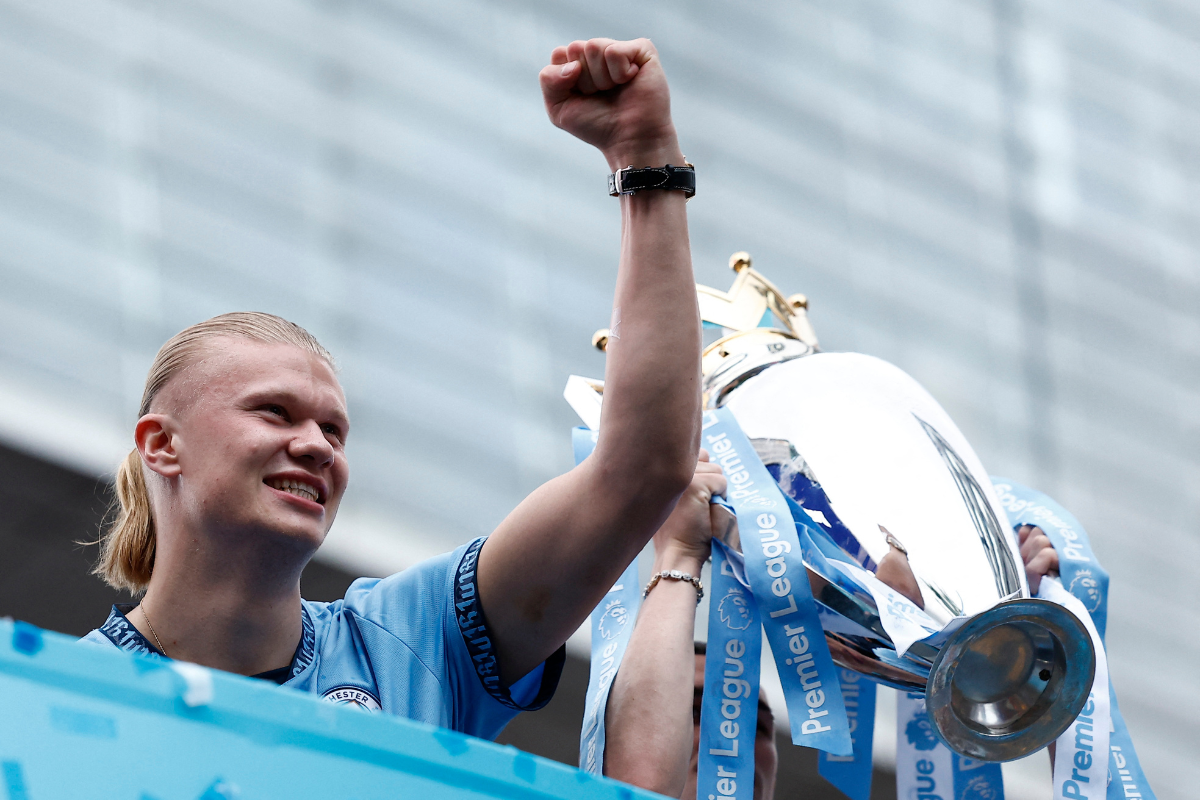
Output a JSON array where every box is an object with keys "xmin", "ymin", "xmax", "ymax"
[
  {"xmin": 94, "ymin": 449, "xmax": 157, "ymax": 594},
  {"xmin": 90, "ymin": 311, "xmax": 333, "ymax": 594}
]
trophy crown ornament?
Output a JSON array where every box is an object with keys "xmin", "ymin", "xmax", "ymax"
[{"xmin": 578, "ymin": 253, "xmax": 1096, "ymax": 761}]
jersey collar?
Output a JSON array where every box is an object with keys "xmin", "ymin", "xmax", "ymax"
[{"xmin": 98, "ymin": 603, "xmax": 316, "ymax": 684}]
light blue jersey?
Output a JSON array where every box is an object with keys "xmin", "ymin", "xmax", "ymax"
[{"xmin": 81, "ymin": 537, "xmax": 564, "ymax": 741}]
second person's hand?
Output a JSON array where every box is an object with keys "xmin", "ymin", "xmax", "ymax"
[{"xmin": 652, "ymin": 450, "xmax": 727, "ymax": 574}]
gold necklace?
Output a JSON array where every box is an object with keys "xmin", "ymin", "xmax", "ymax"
[{"xmin": 139, "ymin": 604, "xmax": 169, "ymax": 658}]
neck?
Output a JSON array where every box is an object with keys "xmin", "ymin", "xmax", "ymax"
[{"xmin": 131, "ymin": 524, "xmax": 310, "ymax": 676}]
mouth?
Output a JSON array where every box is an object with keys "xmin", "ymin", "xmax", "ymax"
[{"xmin": 264, "ymin": 476, "xmax": 326, "ymax": 505}]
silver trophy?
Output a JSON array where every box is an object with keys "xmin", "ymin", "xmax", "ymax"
[{"xmin": 586, "ymin": 253, "xmax": 1095, "ymax": 761}]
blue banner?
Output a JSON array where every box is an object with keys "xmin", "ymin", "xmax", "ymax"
[
  {"xmin": 698, "ymin": 540, "xmax": 762, "ymax": 800},
  {"xmin": 818, "ymin": 669, "xmax": 877, "ymax": 800},
  {"xmin": 702, "ymin": 408, "xmax": 853, "ymax": 756},
  {"xmin": 577, "ymin": 427, "xmax": 642, "ymax": 776},
  {"xmin": 2, "ymin": 621, "xmax": 664, "ymax": 800}
]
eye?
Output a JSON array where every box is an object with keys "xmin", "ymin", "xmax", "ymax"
[
  {"xmin": 321, "ymin": 423, "xmax": 345, "ymax": 442},
  {"xmin": 259, "ymin": 404, "xmax": 290, "ymax": 421}
]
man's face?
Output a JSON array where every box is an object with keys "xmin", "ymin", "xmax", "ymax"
[
  {"xmin": 156, "ymin": 338, "xmax": 350, "ymax": 552},
  {"xmin": 680, "ymin": 653, "xmax": 778, "ymax": 800}
]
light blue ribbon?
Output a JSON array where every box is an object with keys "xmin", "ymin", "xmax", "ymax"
[
  {"xmin": 991, "ymin": 479, "xmax": 1155, "ymax": 800},
  {"xmin": 698, "ymin": 540, "xmax": 762, "ymax": 800},
  {"xmin": 817, "ymin": 668, "xmax": 877, "ymax": 800},
  {"xmin": 576, "ymin": 427, "xmax": 642, "ymax": 776},
  {"xmin": 702, "ymin": 407, "xmax": 853, "ymax": 756},
  {"xmin": 895, "ymin": 691, "xmax": 1007, "ymax": 800}
]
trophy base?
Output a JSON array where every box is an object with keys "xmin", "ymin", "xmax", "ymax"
[{"xmin": 925, "ymin": 598, "xmax": 1096, "ymax": 761}]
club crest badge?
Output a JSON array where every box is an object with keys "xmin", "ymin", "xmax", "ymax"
[
  {"xmin": 321, "ymin": 685, "xmax": 382, "ymax": 712},
  {"xmin": 718, "ymin": 588, "xmax": 754, "ymax": 631},
  {"xmin": 597, "ymin": 598, "xmax": 630, "ymax": 641}
]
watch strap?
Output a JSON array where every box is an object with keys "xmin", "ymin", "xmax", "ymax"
[{"xmin": 608, "ymin": 163, "xmax": 696, "ymax": 198}]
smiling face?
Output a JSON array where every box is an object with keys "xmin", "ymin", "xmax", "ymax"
[{"xmin": 147, "ymin": 337, "xmax": 350, "ymax": 554}]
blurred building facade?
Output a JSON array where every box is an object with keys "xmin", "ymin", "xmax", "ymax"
[{"xmin": 0, "ymin": 0, "xmax": 1194, "ymax": 795}]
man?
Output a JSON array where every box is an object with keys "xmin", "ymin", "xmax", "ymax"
[{"xmin": 82, "ymin": 37, "xmax": 702, "ymax": 741}]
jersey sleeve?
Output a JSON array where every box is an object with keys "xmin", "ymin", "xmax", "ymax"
[
  {"xmin": 445, "ymin": 537, "xmax": 566, "ymax": 737},
  {"xmin": 341, "ymin": 537, "xmax": 564, "ymax": 740}
]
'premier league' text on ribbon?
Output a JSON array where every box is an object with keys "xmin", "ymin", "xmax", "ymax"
[
  {"xmin": 698, "ymin": 541, "xmax": 761, "ymax": 800},
  {"xmin": 701, "ymin": 409, "xmax": 852, "ymax": 756}
]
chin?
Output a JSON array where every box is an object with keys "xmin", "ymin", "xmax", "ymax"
[
  {"xmin": 245, "ymin": 515, "xmax": 329, "ymax": 553},
  {"xmin": 276, "ymin": 524, "xmax": 328, "ymax": 551}
]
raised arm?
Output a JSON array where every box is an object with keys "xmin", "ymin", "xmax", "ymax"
[
  {"xmin": 605, "ymin": 455, "xmax": 727, "ymax": 796},
  {"xmin": 478, "ymin": 38, "xmax": 702, "ymax": 681}
]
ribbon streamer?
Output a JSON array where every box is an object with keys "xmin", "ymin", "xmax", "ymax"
[
  {"xmin": 818, "ymin": 669, "xmax": 877, "ymax": 800},
  {"xmin": 993, "ymin": 480, "xmax": 1156, "ymax": 800},
  {"xmin": 702, "ymin": 407, "xmax": 853, "ymax": 756},
  {"xmin": 1040, "ymin": 578, "xmax": 1110, "ymax": 800},
  {"xmin": 698, "ymin": 540, "xmax": 762, "ymax": 800},
  {"xmin": 576, "ymin": 427, "xmax": 642, "ymax": 776}
]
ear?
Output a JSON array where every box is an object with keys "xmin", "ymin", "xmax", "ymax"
[{"xmin": 136, "ymin": 414, "xmax": 182, "ymax": 479}]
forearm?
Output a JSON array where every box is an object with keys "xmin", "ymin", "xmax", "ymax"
[
  {"xmin": 594, "ymin": 135, "xmax": 701, "ymax": 514},
  {"xmin": 604, "ymin": 550, "xmax": 702, "ymax": 795},
  {"xmin": 479, "ymin": 150, "xmax": 701, "ymax": 679}
]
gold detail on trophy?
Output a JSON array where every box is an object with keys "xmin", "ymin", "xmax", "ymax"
[
  {"xmin": 696, "ymin": 252, "xmax": 819, "ymax": 348},
  {"xmin": 695, "ymin": 252, "xmax": 820, "ymax": 407},
  {"xmin": 592, "ymin": 328, "xmax": 611, "ymax": 352},
  {"xmin": 590, "ymin": 252, "xmax": 821, "ymax": 407}
]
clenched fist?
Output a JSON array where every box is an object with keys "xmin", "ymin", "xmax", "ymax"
[{"xmin": 539, "ymin": 38, "xmax": 684, "ymax": 171}]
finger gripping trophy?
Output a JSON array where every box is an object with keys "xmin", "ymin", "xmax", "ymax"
[{"xmin": 593, "ymin": 253, "xmax": 1095, "ymax": 761}]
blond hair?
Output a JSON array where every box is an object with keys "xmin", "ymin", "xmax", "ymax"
[{"xmin": 94, "ymin": 312, "xmax": 334, "ymax": 593}]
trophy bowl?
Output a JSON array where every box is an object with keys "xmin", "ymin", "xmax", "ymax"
[{"xmin": 694, "ymin": 253, "xmax": 1095, "ymax": 761}]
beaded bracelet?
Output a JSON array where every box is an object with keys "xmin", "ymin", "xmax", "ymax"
[{"xmin": 643, "ymin": 570, "xmax": 704, "ymax": 604}]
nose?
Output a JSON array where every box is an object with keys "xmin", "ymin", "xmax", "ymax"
[{"xmin": 289, "ymin": 420, "xmax": 335, "ymax": 467}]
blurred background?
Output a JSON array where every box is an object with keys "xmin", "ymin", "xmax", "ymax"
[{"xmin": 0, "ymin": 0, "xmax": 1195, "ymax": 797}]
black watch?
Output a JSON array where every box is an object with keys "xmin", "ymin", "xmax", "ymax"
[{"xmin": 608, "ymin": 162, "xmax": 696, "ymax": 199}]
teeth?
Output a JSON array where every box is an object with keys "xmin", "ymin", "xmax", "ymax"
[{"xmin": 270, "ymin": 478, "xmax": 319, "ymax": 503}]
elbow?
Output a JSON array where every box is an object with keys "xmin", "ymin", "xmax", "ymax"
[
  {"xmin": 635, "ymin": 457, "xmax": 694, "ymax": 514},
  {"xmin": 590, "ymin": 430, "xmax": 697, "ymax": 517},
  {"xmin": 653, "ymin": 457, "xmax": 696, "ymax": 502}
]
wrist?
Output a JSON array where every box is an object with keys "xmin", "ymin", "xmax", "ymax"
[
  {"xmin": 603, "ymin": 130, "xmax": 685, "ymax": 172},
  {"xmin": 653, "ymin": 546, "xmax": 706, "ymax": 577}
]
